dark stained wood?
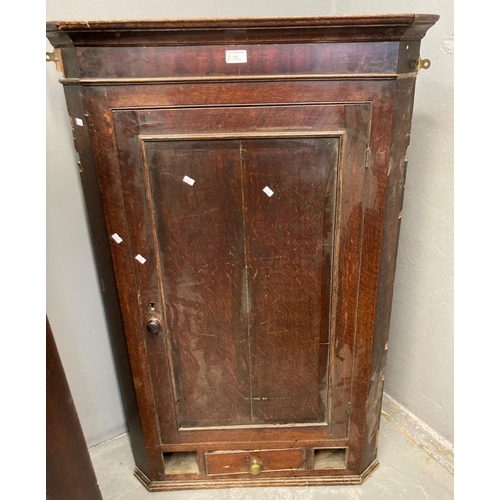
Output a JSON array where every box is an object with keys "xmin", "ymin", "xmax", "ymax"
[
  {"xmin": 47, "ymin": 15, "xmax": 438, "ymax": 491},
  {"xmin": 205, "ymin": 448, "xmax": 305, "ymax": 475},
  {"xmin": 103, "ymin": 80, "xmax": 395, "ymax": 109},
  {"xmin": 360, "ymin": 75, "xmax": 417, "ymax": 472},
  {"xmin": 243, "ymin": 137, "xmax": 338, "ymax": 425},
  {"xmin": 74, "ymin": 43, "xmax": 399, "ymax": 80},
  {"xmin": 137, "ymin": 104, "xmax": 347, "ymax": 136},
  {"xmin": 135, "ymin": 459, "xmax": 379, "ymax": 490},
  {"xmin": 60, "ymin": 46, "xmax": 80, "ymax": 79},
  {"xmin": 110, "ymin": 109, "xmax": 178, "ymax": 446},
  {"xmin": 107, "ymin": 101, "xmax": 370, "ymax": 449},
  {"xmin": 397, "ymin": 40, "xmax": 422, "ymax": 73},
  {"xmin": 61, "ymin": 84, "xmax": 153, "ymax": 479},
  {"xmin": 340, "ymin": 84, "xmax": 396, "ymax": 476},
  {"xmin": 46, "ymin": 15, "xmax": 439, "ymax": 31},
  {"xmin": 46, "ymin": 317, "xmax": 103, "ymax": 500},
  {"xmin": 84, "ymin": 87, "xmax": 166, "ymax": 481},
  {"xmin": 46, "ymin": 15, "xmax": 439, "ymax": 48},
  {"xmin": 145, "ymin": 139, "xmax": 251, "ymax": 427}
]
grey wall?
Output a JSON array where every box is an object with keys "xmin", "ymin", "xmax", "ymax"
[
  {"xmin": 46, "ymin": 56, "xmax": 128, "ymax": 447},
  {"xmin": 336, "ymin": 0, "xmax": 454, "ymax": 443},
  {"xmin": 46, "ymin": 1, "xmax": 453, "ymax": 447},
  {"xmin": 46, "ymin": 1, "xmax": 335, "ymax": 448}
]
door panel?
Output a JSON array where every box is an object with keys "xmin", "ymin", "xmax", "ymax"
[
  {"xmin": 143, "ymin": 137, "xmax": 338, "ymax": 427},
  {"xmin": 144, "ymin": 140, "xmax": 251, "ymax": 427},
  {"xmin": 112, "ymin": 103, "xmax": 370, "ymax": 444},
  {"xmin": 242, "ymin": 138, "xmax": 338, "ymax": 424}
]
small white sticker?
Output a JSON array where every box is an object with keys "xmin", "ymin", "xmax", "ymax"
[
  {"xmin": 135, "ymin": 254, "xmax": 147, "ymax": 264},
  {"xmin": 225, "ymin": 50, "xmax": 247, "ymax": 64},
  {"xmin": 183, "ymin": 175, "xmax": 195, "ymax": 186},
  {"xmin": 75, "ymin": 118, "xmax": 83, "ymax": 126},
  {"xmin": 111, "ymin": 233, "xmax": 123, "ymax": 244},
  {"xmin": 263, "ymin": 186, "xmax": 274, "ymax": 197}
]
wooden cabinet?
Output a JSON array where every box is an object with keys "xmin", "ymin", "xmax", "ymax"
[{"xmin": 46, "ymin": 15, "xmax": 438, "ymax": 491}]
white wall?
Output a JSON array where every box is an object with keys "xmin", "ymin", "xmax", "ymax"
[
  {"xmin": 46, "ymin": 1, "xmax": 335, "ymax": 447},
  {"xmin": 46, "ymin": 1, "xmax": 335, "ymax": 22},
  {"xmin": 336, "ymin": 0, "xmax": 454, "ymax": 443}
]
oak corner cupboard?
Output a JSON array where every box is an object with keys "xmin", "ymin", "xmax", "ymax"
[{"xmin": 46, "ymin": 15, "xmax": 439, "ymax": 491}]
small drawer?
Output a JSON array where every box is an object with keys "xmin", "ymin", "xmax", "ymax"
[{"xmin": 205, "ymin": 448, "xmax": 305, "ymax": 476}]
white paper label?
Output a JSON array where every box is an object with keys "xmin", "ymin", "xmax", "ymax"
[
  {"xmin": 225, "ymin": 50, "xmax": 247, "ymax": 63},
  {"xmin": 135, "ymin": 254, "xmax": 147, "ymax": 264},
  {"xmin": 263, "ymin": 186, "xmax": 274, "ymax": 197},
  {"xmin": 75, "ymin": 118, "xmax": 83, "ymax": 126},
  {"xmin": 111, "ymin": 233, "xmax": 123, "ymax": 244},
  {"xmin": 183, "ymin": 175, "xmax": 195, "ymax": 186}
]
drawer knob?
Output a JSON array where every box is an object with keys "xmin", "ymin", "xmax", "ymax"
[
  {"xmin": 249, "ymin": 460, "xmax": 261, "ymax": 475},
  {"xmin": 146, "ymin": 318, "xmax": 161, "ymax": 334}
]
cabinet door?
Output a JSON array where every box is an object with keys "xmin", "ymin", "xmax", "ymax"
[{"xmin": 112, "ymin": 104, "xmax": 370, "ymax": 444}]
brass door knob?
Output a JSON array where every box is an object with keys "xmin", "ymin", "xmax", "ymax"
[
  {"xmin": 146, "ymin": 318, "xmax": 161, "ymax": 334},
  {"xmin": 249, "ymin": 460, "xmax": 261, "ymax": 475}
]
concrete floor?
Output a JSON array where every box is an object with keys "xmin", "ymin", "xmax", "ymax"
[{"xmin": 90, "ymin": 409, "xmax": 453, "ymax": 500}]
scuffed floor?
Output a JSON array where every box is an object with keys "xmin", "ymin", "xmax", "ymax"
[{"xmin": 90, "ymin": 413, "xmax": 453, "ymax": 500}]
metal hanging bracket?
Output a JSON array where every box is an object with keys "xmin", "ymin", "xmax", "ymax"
[
  {"xmin": 46, "ymin": 48, "xmax": 63, "ymax": 74},
  {"xmin": 411, "ymin": 57, "xmax": 431, "ymax": 73}
]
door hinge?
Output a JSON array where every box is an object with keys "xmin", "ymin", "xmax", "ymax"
[
  {"xmin": 364, "ymin": 147, "xmax": 370, "ymax": 169},
  {"xmin": 100, "ymin": 277, "xmax": 106, "ymax": 292}
]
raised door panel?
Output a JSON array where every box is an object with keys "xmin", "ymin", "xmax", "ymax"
[
  {"xmin": 111, "ymin": 103, "xmax": 370, "ymax": 445},
  {"xmin": 141, "ymin": 137, "xmax": 339, "ymax": 429},
  {"xmin": 145, "ymin": 140, "xmax": 251, "ymax": 428},
  {"xmin": 242, "ymin": 138, "xmax": 338, "ymax": 425}
]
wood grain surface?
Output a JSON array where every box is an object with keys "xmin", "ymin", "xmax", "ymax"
[{"xmin": 47, "ymin": 15, "xmax": 438, "ymax": 488}]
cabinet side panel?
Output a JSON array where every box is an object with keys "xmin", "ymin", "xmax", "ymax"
[
  {"xmin": 361, "ymin": 76, "xmax": 416, "ymax": 471},
  {"xmin": 342, "ymin": 84, "xmax": 395, "ymax": 474},
  {"xmin": 85, "ymin": 88, "xmax": 168, "ymax": 480},
  {"xmin": 61, "ymin": 84, "xmax": 152, "ymax": 477}
]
